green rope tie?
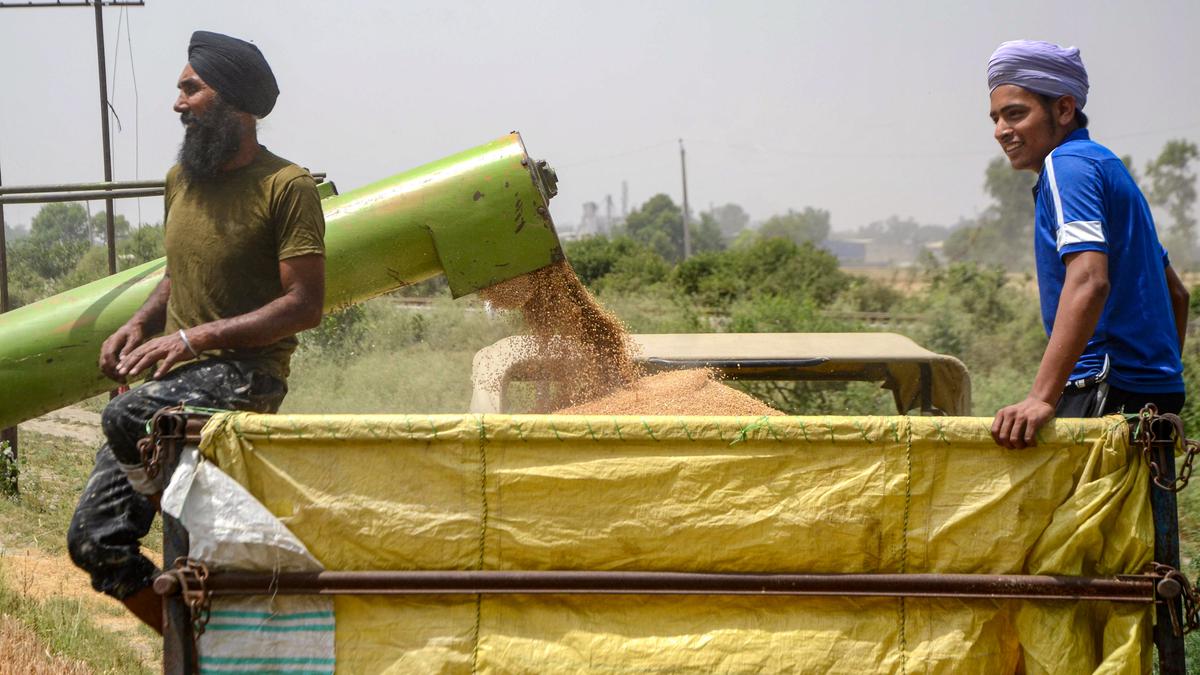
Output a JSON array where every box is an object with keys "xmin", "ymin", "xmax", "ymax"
[{"xmin": 640, "ymin": 418, "xmax": 659, "ymax": 442}]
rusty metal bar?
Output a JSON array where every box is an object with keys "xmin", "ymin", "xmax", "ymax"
[
  {"xmin": 0, "ymin": 179, "xmax": 163, "ymax": 194},
  {"xmin": 153, "ymin": 569, "xmax": 1157, "ymax": 603},
  {"xmin": 0, "ymin": 188, "xmax": 166, "ymax": 205},
  {"xmin": 160, "ymin": 411, "xmax": 196, "ymax": 675},
  {"xmin": 0, "ymin": 180, "xmax": 329, "ymax": 205},
  {"xmin": 0, "ymin": 174, "xmax": 325, "ymax": 196},
  {"xmin": 162, "ymin": 521, "xmax": 194, "ymax": 674},
  {"xmin": 0, "ymin": 2, "xmax": 145, "ymax": 7},
  {"xmin": 1149, "ymin": 431, "xmax": 1187, "ymax": 674}
]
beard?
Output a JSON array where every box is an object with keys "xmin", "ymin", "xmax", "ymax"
[{"xmin": 177, "ymin": 97, "xmax": 244, "ymax": 181}]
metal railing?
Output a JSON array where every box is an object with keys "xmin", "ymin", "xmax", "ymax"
[{"xmin": 0, "ymin": 174, "xmax": 326, "ymax": 495}]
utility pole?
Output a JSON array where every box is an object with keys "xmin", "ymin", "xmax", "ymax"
[
  {"xmin": 679, "ymin": 139, "xmax": 691, "ymax": 259},
  {"xmin": 0, "ymin": 160, "xmax": 8, "ymax": 319},
  {"xmin": 0, "ymin": 1, "xmax": 146, "ymax": 490},
  {"xmin": 0, "ymin": 158, "xmax": 13, "ymax": 495},
  {"xmin": 621, "ymin": 180, "xmax": 628, "ymax": 219},
  {"xmin": 0, "ymin": 0, "xmax": 145, "ymax": 277},
  {"xmin": 93, "ymin": 0, "xmax": 117, "ymax": 274}
]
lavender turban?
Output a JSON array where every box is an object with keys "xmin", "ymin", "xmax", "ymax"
[{"xmin": 987, "ymin": 40, "xmax": 1089, "ymax": 110}]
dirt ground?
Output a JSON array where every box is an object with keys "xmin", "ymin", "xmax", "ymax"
[
  {"xmin": 1, "ymin": 547, "xmax": 160, "ymax": 667},
  {"xmin": 20, "ymin": 406, "xmax": 104, "ymax": 446},
  {"xmin": 3, "ymin": 405, "xmax": 159, "ymax": 672},
  {"xmin": 0, "ymin": 547, "xmax": 159, "ymax": 668}
]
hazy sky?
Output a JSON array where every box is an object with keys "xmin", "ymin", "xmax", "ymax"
[{"xmin": 1, "ymin": 0, "xmax": 1197, "ymax": 234}]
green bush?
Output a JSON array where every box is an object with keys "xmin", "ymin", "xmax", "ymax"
[
  {"xmin": 285, "ymin": 295, "xmax": 518, "ymax": 414},
  {"xmin": 394, "ymin": 275, "xmax": 449, "ymax": 297},
  {"xmin": 836, "ymin": 276, "xmax": 904, "ymax": 313},
  {"xmin": 728, "ymin": 294, "xmax": 851, "ymax": 334},
  {"xmin": 672, "ymin": 237, "xmax": 847, "ymax": 308},
  {"xmin": 896, "ymin": 263, "xmax": 1043, "ymax": 377},
  {"xmin": 299, "ymin": 304, "xmax": 371, "ymax": 358},
  {"xmin": 564, "ymin": 236, "xmax": 671, "ymax": 293},
  {"xmin": 0, "ymin": 440, "xmax": 14, "ymax": 496},
  {"xmin": 119, "ymin": 224, "xmax": 165, "ymax": 266},
  {"xmin": 1178, "ymin": 344, "xmax": 1200, "ymax": 432}
]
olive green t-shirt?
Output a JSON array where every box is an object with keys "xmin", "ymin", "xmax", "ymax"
[{"xmin": 163, "ymin": 148, "xmax": 325, "ymax": 380}]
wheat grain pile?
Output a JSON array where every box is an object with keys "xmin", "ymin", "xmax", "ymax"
[
  {"xmin": 482, "ymin": 262, "xmax": 783, "ymax": 416},
  {"xmin": 557, "ymin": 368, "xmax": 784, "ymax": 416}
]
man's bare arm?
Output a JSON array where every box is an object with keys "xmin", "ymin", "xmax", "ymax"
[
  {"xmin": 1165, "ymin": 265, "xmax": 1189, "ymax": 350},
  {"xmin": 99, "ymin": 273, "xmax": 171, "ymax": 382},
  {"xmin": 991, "ymin": 250, "xmax": 1109, "ymax": 449},
  {"xmin": 118, "ymin": 255, "xmax": 325, "ymax": 380}
]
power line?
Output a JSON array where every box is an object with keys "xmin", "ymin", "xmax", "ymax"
[
  {"xmin": 124, "ymin": 6, "xmax": 141, "ymax": 227},
  {"xmin": 557, "ymin": 139, "xmax": 676, "ymax": 169},
  {"xmin": 0, "ymin": 0, "xmax": 145, "ymax": 275},
  {"xmin": 1106, "ymin": 124, "xmax": 1200, "ymax": 141}
]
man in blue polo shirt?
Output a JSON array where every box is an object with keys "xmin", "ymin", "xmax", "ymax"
[{"xmin": 986, "ymin": 40, "xmax": 1189, "ymax": 449}]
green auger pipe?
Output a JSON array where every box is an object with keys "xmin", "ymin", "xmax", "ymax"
[{"xmin": 0, "ymin": 133, "xmax": 562, "ymax": 429}]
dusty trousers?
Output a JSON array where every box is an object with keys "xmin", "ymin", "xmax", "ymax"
[{"xmin": 66, "ymin": 359, "xmax": 286, "ymax": 600}]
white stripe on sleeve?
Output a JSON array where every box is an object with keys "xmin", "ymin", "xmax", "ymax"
[
  {"xmin": 1045, "ymin": 153, "xmax": 1106, "ymax": 251},
  {"xmin": 1056, "ymin": 220, "xmax": 1105, "ymax": 249}
]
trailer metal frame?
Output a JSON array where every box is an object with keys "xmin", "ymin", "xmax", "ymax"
[{"xmin": 150, "ymin": 408, "xmax": 1195, "ymax": 674}]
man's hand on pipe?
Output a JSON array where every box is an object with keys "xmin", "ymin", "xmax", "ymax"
[
  {"xmin": 99, "ymin": 322, "xmax": 148, "ymax": 383},
  {"xmin": 116, "ymin": 332, "xmax": 196, "ymax": 381}
]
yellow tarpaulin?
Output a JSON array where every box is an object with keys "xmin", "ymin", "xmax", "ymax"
[{"xmin": 197, "ymin": 413, "xmax": 1152, "ymax": 674}]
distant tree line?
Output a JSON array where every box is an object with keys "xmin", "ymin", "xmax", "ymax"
[
  {"xmin": 593, "ymin": 136, "xmax": 1198, "ymax": 272},
  {"xmin": 945, "ymin": 138, "xmax": 1199, "ymax": 269},
  {"xmin": 2, "ymin": 202, "xmax": 163, "ymax": 308}
]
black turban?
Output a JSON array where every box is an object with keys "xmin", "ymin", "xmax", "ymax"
[{"xmin": 187, "ymin": 31, "xmax": 279, "ymax": 118}]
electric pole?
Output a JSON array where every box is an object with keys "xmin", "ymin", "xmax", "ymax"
[
  {"xmin": 0, "ymin": 1, "xmax": 147, "ymax": 482},
  {"xmin": 93, "ymin": 0, "xmax": 116, "ymax": 274},
  {"xmin": 0, "ymin": 158, "xmax": 12, "ymax": 495},
  {"xmin": 679, "ymin": 139, "xmax": 691, "ymax": 259},
  {"xmin": 0, "ymin": 0, "xmax": 146, "ymax": 277}
]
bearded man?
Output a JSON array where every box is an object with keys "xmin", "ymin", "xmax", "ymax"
[
  {"xmin": 987, "ymin": 40, "xmax": 1189, "ymax": 449},
  {"xmin": 66, "ymin": 31, "xmax": 326, "ymax": 630}
]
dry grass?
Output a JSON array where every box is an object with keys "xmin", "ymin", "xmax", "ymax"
[
  {"xmin": 0, "ymin": 616, "xmax": 92, "ymax": 675},
  {"xmin": 0, "ymin": 429, "xmax": 157, "ymax": 673}
]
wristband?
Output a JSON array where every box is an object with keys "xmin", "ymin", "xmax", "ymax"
[{"xmin": 178, "ymin": 329, "xmax": 200, "ymax": 358}]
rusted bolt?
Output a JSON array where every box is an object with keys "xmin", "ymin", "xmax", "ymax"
[
  {"xmin": 153, "ymin": 572, "xmax": 182, "ymax": 596},
  {"xmin": 536, "ymin": 206, "xmax": 549, "ymax": 217},
  {"xmin": 520, "ymin": 158, "xmax": 529, "ymax": 166},
  {"xmin": 1157, "ymin": 577, "xmax": 1182, "ymax": 599}
]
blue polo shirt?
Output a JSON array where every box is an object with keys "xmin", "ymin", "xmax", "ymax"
[{"xmin": 1033, "ymin": 128, "xmax": 1183, "ymax": 393}]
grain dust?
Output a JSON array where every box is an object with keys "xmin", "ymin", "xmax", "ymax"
[
  {"xmin": 482, "ymin": 262, "xmax": 782, "ymax": 416},
  {"xmin": 482, "ymin": 261, "xmax": 642, "ymax": 410}
]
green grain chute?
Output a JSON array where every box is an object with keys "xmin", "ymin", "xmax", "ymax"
[{"xmin": 0, "ymin": 133, "xmax": 562, "ymax": 429}]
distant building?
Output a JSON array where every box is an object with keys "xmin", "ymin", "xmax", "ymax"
[
  {"xmin": 923, "ymin": 240, "xmax": 947, "ymax": 264},
  {"xmin": 824, "ymin": 237, "xmax": 940, "ymax": 267},
  {"xmin": 862, "ymin": 240, "xmax": 916, "ymax": 266},
  {"xmin": 823, "ymin": 238, "xmax": 868, "ymax": 265},
  {"xmin": 576, "ymin": 201, "xmax": 605, "ymax": 237}
]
